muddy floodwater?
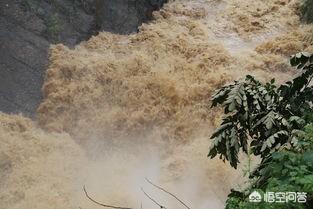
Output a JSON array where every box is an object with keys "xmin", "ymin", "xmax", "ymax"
[{"xmin": 1, "ymin": 0, "xmax": 313, "ymax": 209}]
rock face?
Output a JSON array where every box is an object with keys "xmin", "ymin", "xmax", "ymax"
[
  {"xmin": 0, "ymin": 0, "xmax": 166, "ymax": 116},
  {"xmin": 0, "ymin": 0, "xmax": 93, "ymax": 116},
  {"xmin": 94, "ymin": 0, "xmax": 167, "ymax": 34}
]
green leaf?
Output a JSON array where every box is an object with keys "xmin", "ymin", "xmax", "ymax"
[
  {"xmin": 210, "ymin": 122, "xmax": 232, "ymax": 139},
  {"xmin": 228, "ymin": 101, "xmax": 236, "ymax": 112}
]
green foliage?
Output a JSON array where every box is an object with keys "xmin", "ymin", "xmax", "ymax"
[
  {"xmin": 226, "ymin": 150, "xmax": 313, "ymax": 209},
  {"xmin": 21, "ymin": 0, "xmax": 39, "ymax": 12},
  {"xmin": 45, "ymin": 13, "xmax": 62, "ymax": 41},
  {"xmin": 213, "ymin": 53, "xmax": 313, "ymax": 209},
  {"xmin": 266, "ymin": 151, "xmax": 313, "ymax": 193},
  {"xmin": 293, "ymin": 124, "xmax": 313, "ymax": 151},
  {"xmin": 208, "ymin": 52, "xmax": 313, "ymax": 168},
  {"xmin": 225, "ymin": 124, "xmax": 313, "ymax": 208},
  {"xmin": 226, "ymin": 196, "xmax": 307, "ymax": 209},
  {"xmin": 301, "ymin": 0, "xmax": 313, "ymax": 23},
  {"xmin": 304, "ymin": 124, "xmax": 313, "ymax": 142}
]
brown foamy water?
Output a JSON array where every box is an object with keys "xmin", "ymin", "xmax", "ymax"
[{"xmin": 1, "ymin": 0, "xmax": 313, "ymax": 208}]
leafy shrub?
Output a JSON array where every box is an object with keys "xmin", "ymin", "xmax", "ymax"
[
  {"xmin": 45, "ymin": 13, "xmax": 62, "ymax": 41},
  {"xmin": 21, "ymin": 0, "xmax": 39, "ymax": 12},
  {"xmin": 225, "ymin": 128, "xmax": 313, "ymax": 209},
  {"xmin": 208, "ymin": 53, "xmax": 313, "ymax": 208},
  {"xmin": 208, "ymin": 52, "xmax": 313, "ymax": 168}
]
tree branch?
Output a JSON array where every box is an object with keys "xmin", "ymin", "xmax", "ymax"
[
  {"xmin": 145, "ymin": 178, "xmax": 191, "ymax": 209},
  {"xmin": 83, "ymin": 185, "xmax": 132, "ymax": 209},
  {"xmin": 141, "ymin": 187, "xmax": 167, "ymax": 209}
]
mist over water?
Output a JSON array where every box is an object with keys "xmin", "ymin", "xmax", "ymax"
[
  {"xmin": 76, "ymin": 135, "xmax": 243, "ymax": 209},
  {"xmin": 1, "ymin": 0, "xmax": 313, "ymax": 208}
]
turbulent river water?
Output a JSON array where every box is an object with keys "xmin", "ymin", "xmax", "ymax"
[{"xmin": 1, "ymin": 0, "xmax": 313, "ymax": 209}]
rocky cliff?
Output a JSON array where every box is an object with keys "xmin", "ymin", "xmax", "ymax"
[
  {"xmin": 0, "ymin": 0, "xmax": 166, "ymax": 116},
  {"xmin": 94, "ymin": 0, "xmax": 166, "ymax": 34}
]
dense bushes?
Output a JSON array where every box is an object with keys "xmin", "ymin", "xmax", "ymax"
[
  {"xmin": 226, "ymin": 125, "xmax": 313, "ymax": 209},
  {"xmin": 208, "ymin": 53, "xmax": 313, "ymax": 208}
]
